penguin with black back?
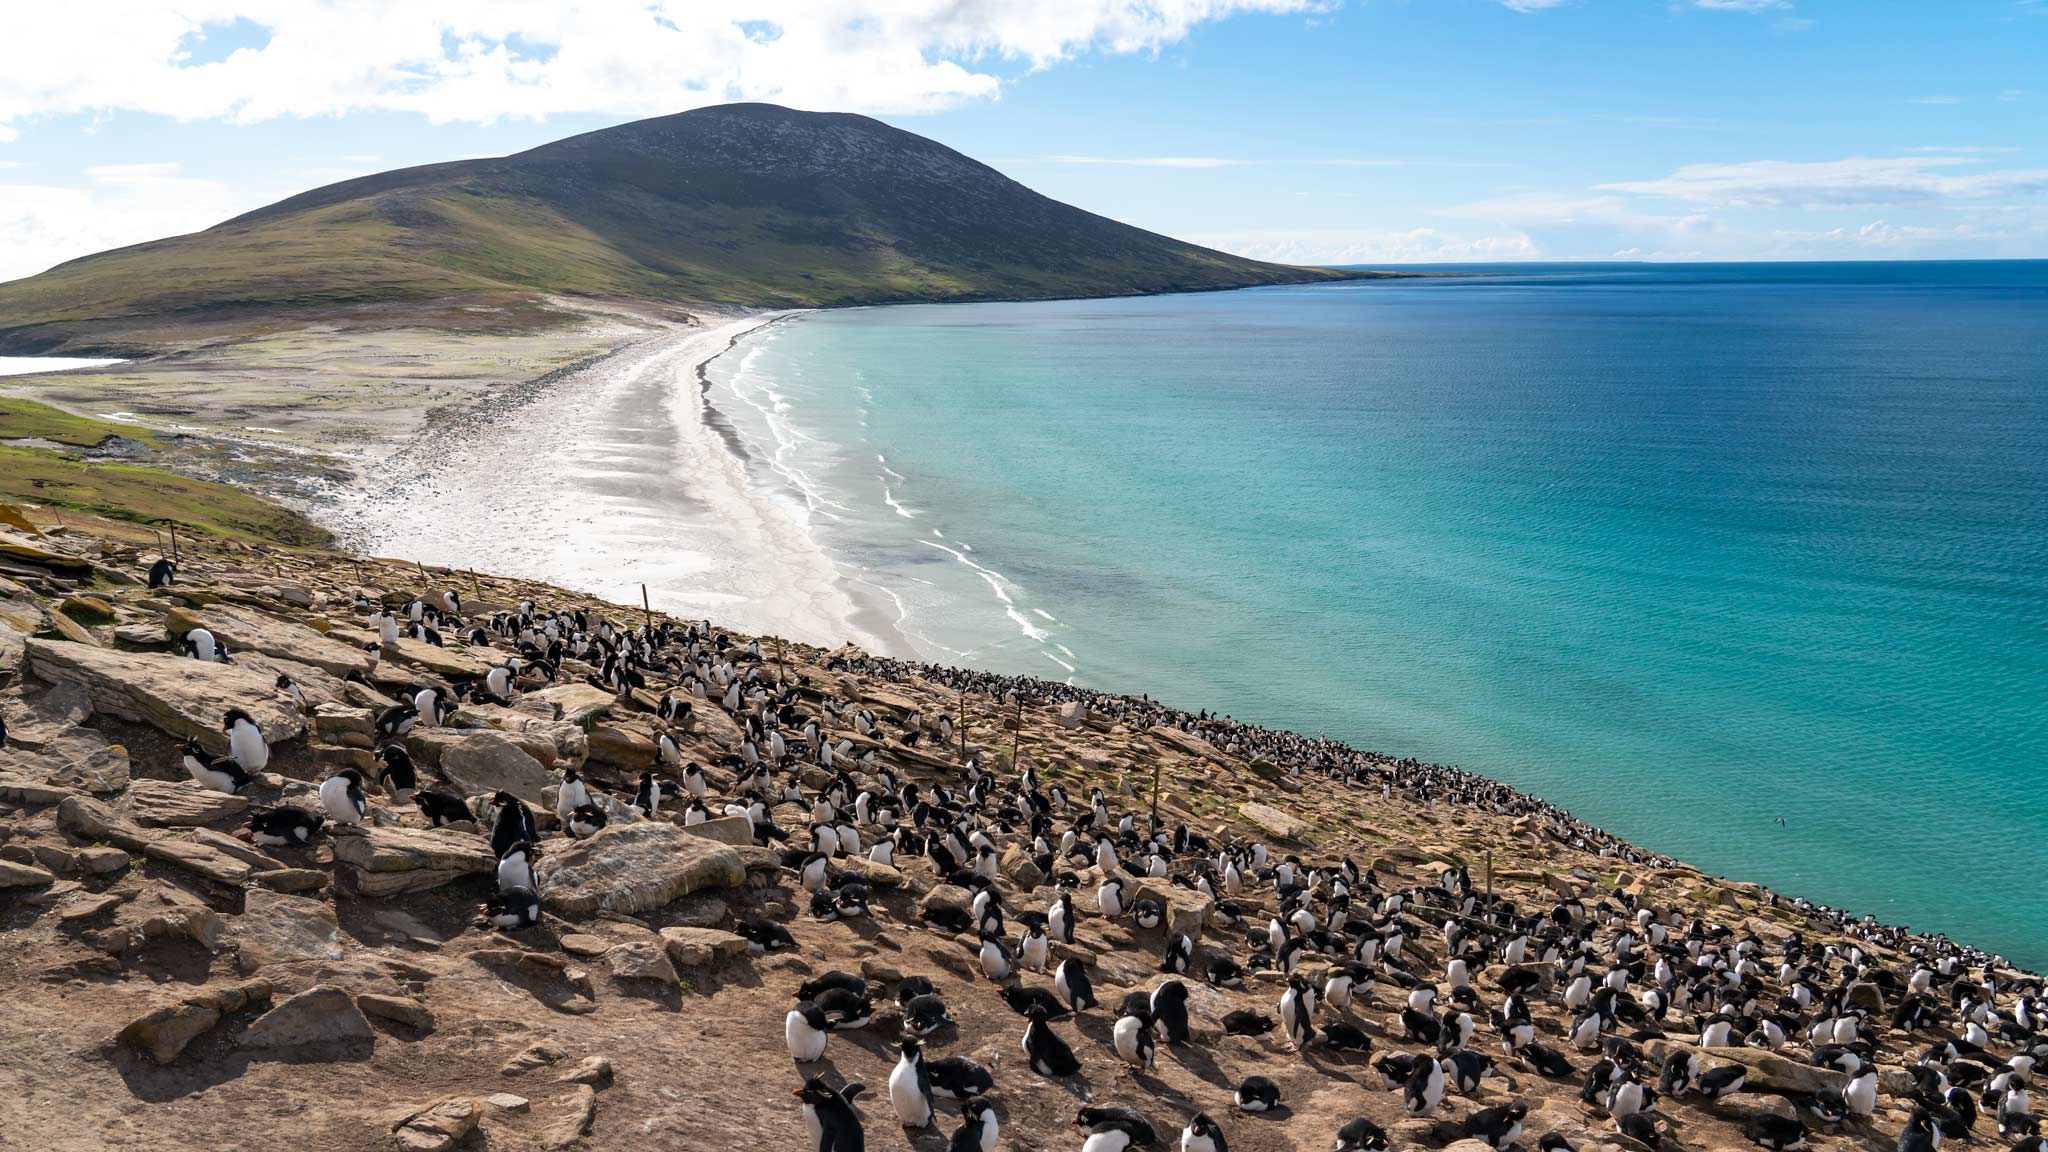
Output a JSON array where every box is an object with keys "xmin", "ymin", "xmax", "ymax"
[{"xmin": 795, "ymin": 1076, "xmax": 867, "ymax": 1152}]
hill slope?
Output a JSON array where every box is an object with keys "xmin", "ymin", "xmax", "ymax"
[{"xmin": 0, "ymin": 103, "xmax": 1354, "ymax": 350}]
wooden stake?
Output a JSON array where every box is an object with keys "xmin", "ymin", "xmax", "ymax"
[
  {"xmin": 168, "ymin": 524, "xmax": 180, "ymax": 563},
  {"xmin": 1485, "ymin": 849, "xmax": 1494, "ymax": 903},
  {"xmin": 1150, "ymin": 757, "xmax": 1163, "ymax": 826},
  {"xmin": 957, "ymin": 688, "xmax": 967, "ymax": 764},
  {"xmin": 1010, "ymin": 696, "xmax": 1022, "ymax": 769},
  {"xmin": 641, "ymin": 584, "xmax": 652, "ymax": 631}
]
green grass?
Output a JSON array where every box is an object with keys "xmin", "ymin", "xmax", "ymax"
[
  {"xmin": 0, "ymin": 446, "xmax": 328, "ymax": 545},
  {"xmin": 0, "ymin": 397, "xmax": 158, "ymax": 447}
]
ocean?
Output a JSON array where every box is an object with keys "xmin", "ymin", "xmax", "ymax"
[{"xmin": 703, "ymin": 262, "xmax": 2048, "ymax": 968}]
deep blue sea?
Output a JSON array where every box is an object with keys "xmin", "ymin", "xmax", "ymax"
[{"xmin": 707, "ymin": 262, "xmax": 2048, "ymax": 968}]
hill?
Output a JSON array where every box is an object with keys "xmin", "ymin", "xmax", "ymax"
[{"xmin": 0, "ymin": 103, "xmax": 1357, "ymax": 351}]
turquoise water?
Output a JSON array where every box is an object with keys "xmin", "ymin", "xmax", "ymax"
[{"xmin": 708, "ymin": 262, "xmax": 2048, "ymax": 968}]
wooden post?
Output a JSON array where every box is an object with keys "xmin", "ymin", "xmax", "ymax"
[
  {"xmin": 1149, "ymin": 757, "xmax": 1163, "ymax": 826},
  {"xmin": 469, "ymin": 568, "xmax": 481, "ymax": 597},
  {"xmin": 641, "ymin": 584, "xmax": 652, "ymax": 631},
  {"xmin": 957, "ymin": 688, "xmax": 967, "ymax": 764},
  {"xmin": 1009, "ymin": 695, "xmax": 1022, "ymax": 770},
  {"xmin": 1485, "ymin": 850, "xmax": 1494, "ymax": 903},
  {"xmin": 168, "ymin": 524, "xmax": 180, "ymax": 563}
]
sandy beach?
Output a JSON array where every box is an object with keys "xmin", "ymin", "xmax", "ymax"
[{"xmin": 330, "ymin": 312, "xmax": 894, "ymax": 654}]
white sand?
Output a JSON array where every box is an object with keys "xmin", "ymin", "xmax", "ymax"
[{"xmin": 332, "ymin": 314, "xmax": 890, "ymax": 652}]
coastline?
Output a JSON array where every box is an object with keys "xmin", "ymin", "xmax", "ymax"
[{"xmin": 325, "ymin": 311, "xmax": 896, "ymax": 655}]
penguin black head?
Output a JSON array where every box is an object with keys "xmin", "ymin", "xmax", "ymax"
[
  {"xmin": 333, "ymin": 767, "xmax": 364, "ymax": 786},
  {"xmin": 222, "ymin": 707, "xmax": 257, "ymax": 730}
]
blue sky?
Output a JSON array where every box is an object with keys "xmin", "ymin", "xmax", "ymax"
[{"xmin": 1, "ymin": 0, "xmax": 2043, "ymax": 281}]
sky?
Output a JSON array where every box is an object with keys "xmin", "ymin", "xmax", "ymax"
[{"xmin": 0, "ymin": 0, "xmax": 2044, "ymax": 283}]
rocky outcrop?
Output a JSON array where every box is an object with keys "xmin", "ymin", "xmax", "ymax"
[
  {"xmin": 231, "ymin": 888, "xmax": 344, "ymax": 970},
  {"xmin": 1239, "ymin": 800, "xmax": 1311, "ymax": 842},
  {"xmin": 23, "ymin": 638, "xmax": 304, "ymax": 752},
  {"xmin": 331, "ymin": 826, "xmax": 495, "ymax": 897},
  {"xmin": 115, "ymin": 977, "xmax": 273, "ymax": 1064},
  {"xmin": 391, "ymin": 1097, "xmax": 481, "ymax": 1152},
  {"xmin": 659, "ymin": 926, "xmax": 750, "ymax": 969},
  {"xmin": 535, "ymin": 822, "xmax": 744, "ymax": 917},
  {"xmin": 163, "ymin": 602, "xmax": 371, "ymax": 677},
  {"xmin": 239, "ymin": 983, "xmax": 372, "ymax": 1049},
  {"xmin": 435, "ymin": 730, "xmax": 551, "ymax": 799}
]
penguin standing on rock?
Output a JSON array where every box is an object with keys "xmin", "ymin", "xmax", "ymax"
[
  {"xmin": 483, "ymin": 887, "xmax": 539, "ymax": 930},
  {"xmin": 223, "ymin": 708, "xmax": 269, "ymax": 773},
  {"xmin": 182, "ymin": 628, "xmax": 228, "ymax": 663},
  {"xmin": 181, "ymin": 738, "xmax": 254, "ymax": 794},
  {"xmin": 318, "ymin": 768, "xmax": 367, "ymax": 826},
  {"xmin": 1056, "ymin": 956, "xmax": 1098, "ymax": 1014},
  {"xmin": 496, "ymin": 841, "xmax": 538, "ymax": 894},
  {"xmin": 247, "ymin": 808, "xmax": 323, "ymax": 847},
  {"xmin": 374, "ymin": 745, "xmax": 417, "ymax": 804},
  {"xmin": 488, "ymin": 792, "xmax": 539, "ymax": 859},
  {"xmin": 147, "ymin": 558, "xmax": 176, "ymax": 588}
]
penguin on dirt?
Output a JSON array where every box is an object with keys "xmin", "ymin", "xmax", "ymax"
[{"xmin": 794, "ymin": 1076, "xmax": 866, "ymax": 1152}]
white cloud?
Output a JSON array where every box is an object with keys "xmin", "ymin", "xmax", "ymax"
[
  {"xmin": 1497, "ymin": 0, "xmax": 1570, "ymax": 12},
  {"xmin": 0, "ymin": 1, "xmax": 1312, "ymax": 137},
  {"xmin": 0, "ymin": 162, "xmax": 247, "ymax": 281},
  {"xmin": 1191, "ymin": 226, "xmax": 1540, "ymax": 263},
  {"xmin": 1597, "ymin": 156, "xmax": 2048, "ymax": 207},
  {"xmin": 1691, "ymin": 0, "xmax": 1787, "ymax": 11},
  {"xmin": 1440, "ymin": 190, "xmax": 1720, "ymax": 236},
  {"xmin": 1908, "ymin": 95, "xmax": 1963, "ymax": 105}
]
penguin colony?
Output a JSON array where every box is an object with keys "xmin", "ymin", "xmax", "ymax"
[{"xmin": 7, "ymin": 532, "xmax": 2042, "ymax": 1152}]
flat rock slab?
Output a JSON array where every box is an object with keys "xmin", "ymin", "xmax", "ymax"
[
  {"xmin": 129, "ymin": 778, "xmax": 250, "ymax": 827},
  {"xmin": 536, "ymin": 822, "xmax": 744, "ymax": 917},
  {"xmin": 24, "ymin": 638, "xmax": 304, "ymax": 753},
  {"xmin": 384, "ymin": 638, "xmax": 491, "ymax": 680},
  {"xmin": 331, "ymin": 825, "xmax": 493, "ymax": 897},
  {"xmin": 436, "ymin": 730, "xmax": 550, "ymax": 800},
  {"xmin": 529, "ymin": 682, "xmax": 619, "ymax": 724},
  {"xmin": 232, "ymin": 888, "xmax": 343, "ymax": 970},
  {"xmin": 659, "ymin": 926, "xmax": 750, "ymax": 969},
  {"xmin": 1239, "ymin": 801, "xmax": 1312, "ymax": 843},
  {"xmin": 164, "ymin": 602, "xmax": 371, "ymax": 678},
  {"xmin": 682, "ymin": 814, "xmax": 754, "ymax": 846}
]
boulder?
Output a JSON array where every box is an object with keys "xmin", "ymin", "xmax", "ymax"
[
  {"xmin": 331, "ymin": 826, "xmax": 494, "ymax": 897},
  {"xmin": 1238, "ymin": 801, "xmax": 1311, "ymax": 842},
  {"xmin": 555, "ymin": 1055, "xmax": 613, "ymax": 1085},
  {"xmin": 239, "ymin": 983, "xmax": 372, "ymax": 1049},
  {"xmin": 585, "ymin": 724, "xmax": 655, "ymax": 769},
  {"xmin": 1135, "ymin": 876, "xmax": 1213, "ymax": 939},
  {"xmin": 164, "ymin": 602, "xmax": 371, "ymax": 678},
  {"xmin": 129, "ymin": 777, "xmax": 250, "ymax": 827},
  {"xmin": 836, "ymin": 855, "xmax": 904, "ymax": 889},
  {"xmin": 143, "ymin": 837, "xmax": 254, "ymax": 886},
  {"xmin": 115, "ymin": 977, "xmax": 272, "ymax": 1064},
  {"xmin": 681, "ymin": 814, "xmax": 754, "ymax": 846},
  {"xmin": 383, "ymin": 637, "xmax": 491, "ymax": 679},
  {"xmin": 605, "ymin": 940, "xmax": 679, "ymax": 984},
  {"xmin": 659, "ymin": 926, "xmax": 750, "ymax": 969},
  {"xmin": 530, "ymin": 682, "xmax": 619, "ymax": 724},
  {"xmin": 358, "ymin": 993, "xmax": 435, "ymax": 1031},
  {"xmin": 1151, "ymin": 725, "xmax": 1227, "ymax": 761},
  {"xmin": 0, "ymin": 859, "xmax": 55, "ymax": 888},
  {"xmin": 1645, "ymin": 1040, "xmax": 1847, "ymax": 1097},
  {"xmin": 24, "ymin": 638, "xmax": 304, "ymax": 753},
  {"xmin": 1000, "ymin": 845, "xmax": 1045, "ymax": 890},
  {"xmin": 545, "ymin": 1085, "xmax": 597, "ymax": 1150},
  {"xmin": 436, "ymin": 730, "xmax": 550, "ymax": 799},
  {"xmin": 231, "ymin": 888, "xmax": 343, "ymax": 970},
  {"xmin": 535, "ymin": 822, "xmax": 744, "ymax": 917}
]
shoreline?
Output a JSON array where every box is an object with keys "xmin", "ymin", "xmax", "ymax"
[{"xmin": 322, "ymin": 311, "xmax": 896, "ymax": 656}]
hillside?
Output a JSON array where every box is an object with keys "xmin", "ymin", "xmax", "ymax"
[
  {"xmin": 0, "ymin": 103, "xmax": 1356, "ymax": 352},
  {"xmin": 0, "ymin": 497, "xmax": 2038, "ymax": 1152}
]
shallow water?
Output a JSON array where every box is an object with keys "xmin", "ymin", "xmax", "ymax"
[
  {"xmin": 706, "ymin": 262, "xmax": 2048, "ymax": 967},
  {"xmin": 0, "ymin": 356, "xmax": 124, "ymax": 377}
]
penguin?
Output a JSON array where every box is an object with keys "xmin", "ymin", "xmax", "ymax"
[
  {"xmin": 222, "ymin": 708, "xmax": 269, "ymax": 773},
  {"xmin": 1443, "ymin": 1049, "xmax": 1494, "ymax": 1093},
  {"xmin": 629, "ymin": 771, "xmax": 662, "ymax": 819},
  {"xmin": 1696, "ymin": 1064, "xmax": 1748, "ymax": 1100},
  {"xmin": 413, "ymin": 790, "xmax": 470, "ymax": 828},
  {"xmin": 979, "ymin": 932, "xmax": 1012, "ymax": 982},
  {"xmin": 1235, "ymin": 1074, "xmax": 1281, "ymax": 1112},
  {"xmin": 488, "ymin": 792, "xmax": 538, "ymax": 859},
  {"xmin": 555, "ymin": 766, "xmax": 590, "ymax": 825},
  {"xmin": 374, "ymin": 744, "xmax": 417, "ymax": 803},
  {"xmin": 888, "ymin": 1036, "xmax": 936, "ymax": 1129},
  {"xmin": 1113, "ymin": 1007, "xmax": 1157, "ymax": 1071},
  {"xmin": 411, "ymin": 685, "xmax": 453, "ymax": 726},
  {"xmin": 1405, "ymin": 1053, "xmax": 1448, "ymax": 1116},
  {"xmin": 147, "ymin": 557, "xmax": 176, "ymax": 588},
  {"xmin": 1022, "ymin": 1007, "xmax": 1082, "ymax": 1077},
  {"xmin": 483, "ymin": 886, "xmax": 540, "ymax": 930},
  {"xmin": 928, "ymin": 1055, "xmax": 994, "ymax": 1100},
  {"xmin": 1280, "ymin": 975, "xmax": 1317, "ymax": 1052},
  {"xmin": 1020, "ymin": 922, "xmax": 1051, "ymax": 972},
  {"xmin": 1336, "ymin": 1117, "xmax": 1392, "ymax": 1152},
  {"xmin": 1523, "ymin": 1044, "xmax": 1576, "ymax": 1078},
  {"xmin": 182, "ymin": 627, "xmax": 227, "ymax": 663},
  {"xmin": 496, "ymin": 841, "xmax": 537, "ymax": 894},
  {"xmin": 786, "ymin": 1002, "xmax": 832, "ymax": 1062},
  {"xmin": 1100, "ymin": 876, "xmax": 1127, "ymax": 920},
  {"xmin": 275, "ymin": 673, "xmax": 306, "ymax": 713},
  {"xmin": 1050, "ymin": 891, "xmax": 1077, "ymax": 944},
  {"xmin": 950, "ymin": 1097, "xmax": 999, "ymax": 1152},
  {"xmin": 794, "ymin": 1076, "xmax": 866, "ymax": 1152},
  {"xmin": 1162, "ymin": 932, "xmax": 1194, "ymax": 975},
  {"xmin": 1184, "ymin": 1112, "xmax": 1231, "ymax": 1152},
  {"xmin": 318, "ymin": 768, "xmax": 368, "ymax": 826},
  {"xmin": 246, "ymin": 808, "xmax": 324, "ymax": 847},
  {"xmin": 813, "ymin": 986, "xmax": 874, "ymax": 1030},
  {"xmin": 1464, "ymin": 1102, "xmax": 1527, "ymax": 1152},
  {"xmin": 1743, "ymin": 1114, "xmax": 1808, "ymax": 1151},
  {"xmin": 375, "ymin": 703, "xmax": 418, "ymax": 739},
  {"xmin": 1133, "ymin": 897, "xmax": 1164, "ymax": 931},
  {"xmin": 1078, "ymin": 1106, "xmax": 1157, "ymax": 1152},
  {"xmin": 181, "ymin": 738, "xmax": 255, "ymax": 794},
  {"xmin": 903, "ymin": 992, "xmax": 954, "ymax": 1038},
  {"xmin": 1150, "ymin": 979, "xmax": 1192, "ymax": 1044},
  {"xmin": 1056, "ymin": 956, "xmax": 1098, "ymax": 1014},
  {"xmin": 1843, "ymin": 1068, "xmax": 1878, "ymax": 1117},
  {"xmin": 1222, "ymin": 1010, "xmax": 1275, "ymax": 1036}
]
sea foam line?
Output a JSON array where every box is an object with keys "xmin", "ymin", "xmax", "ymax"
[{"xmin": 918, "ymin": 537, "xmax": 1050, "ymax": 642}]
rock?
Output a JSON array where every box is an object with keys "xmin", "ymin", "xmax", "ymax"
[
  {"xmin": 232, "ymin": 888, "xmax": 343, "ymax": 970},
  {"xmin": 115, "ymin": 978, "xmax": 272, "ymax": 1064},
  {"xmin": 668, "ymin": 892, "xmax": 729, "ymax": 928},
  {"xmin": 1000, "ymin": 845, "xmax": 1045, "ymax": 890},
  {"xmin": 659, "ymin": 926, "xmax": 750, "ymax": 969},
  {"xmin": 555, "ymin": 1055, "xmax": 612, "ymax": 1085},
  {"xmin": 681, "ymin": 814, "xmax": 755, "ymax": 846},
  {"xmin": 391, "ymin": 1096, "xmax": 480, "ymax": 1152},
  {"xmin": 128, "ymin": 777, "xmax": 251, "ymax": 827},
  {"xmin": 239, "ymin": 983, "xmax": 372, "ymax": 1050},
  {"xmin": 836, "ymin": 854, "xmax": 904, "ymax": 888},
  {"xmin": 1135, "ymin": 876, "xmax": 1213, "ymax": 939},
  {"xmin": 24, "ymin": 638, "xmax": 304, "ymax": 753},
  {"xmin": 251, "ymin": 867, "xmax": 327, "ymax": 892},
  {"xmin": 164, "ymin": 602, "xmax": 370, "ymax": 678},
  {"xmin": 921, "ymin": 884, "xmax": 974, "ymax": 919},
  {"xmin": 1056, "ymin": 700, "xmax": 1089, "ymax": 728},
  {"xmin": 331, "ymin": 825, "xmax": 494, "ymax": 897},
  {"xmin": 1151, "ymin": 724, "xmax": 1228, "ymax": 761},
  {"xmin": 1645, "ymin": 1040, "xmax": 1846, "ymax": 1097},
  {"xmin": 383, "ymin": 637, "xmax": 491, "ymax": 679},
  {"xmin": 560, "ymin": 933, "xmax": 611, "ymax": 957},
  {"xmin": 530, "ymin": 682, "xmax": 619, "ymax": 724},
  {"xmin": 0, "ymin": 859, "xmax": 55, "ymax": 888},
  {"xmin": 437, "ymin": 730, "xmax": 551, "ymax": 800},
  {"xmin": 500, "ymin": 1043, "xmax": 568, "ymax": 1075},
  {"xmin": 1238, "ymin": 801, "xmax": 1311, "ymax": 842},
  {"xmin": 77, "ymin": 846, "xmax": 130, "ymax": 874},
  {"xmin": 143, "ymin": 837, "xmax": 254, "ymax": 886},
  {"xmin": 544, "ymin": 1084, "xmax": 597, "ymax": 1150},
  {"xmin": 604, "ymin": 940, "xmax": 679, "ymax": 984},
  {"xmin": 585, "ymin": 724, "xmax": 655, "ymax": 769},
  {"xmin": 358, "ymin": 993, "xmax": 436, "ymax": 1031},
  {"xmin": 484, "ymin": 1093, "xmax": 530, "ymax": 1113},
  {"xmin": 535, "ymin": 822, "xmax": 744, "ymax": 917}
]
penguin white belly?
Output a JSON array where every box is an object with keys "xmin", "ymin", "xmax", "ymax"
[
  {"xmin": 888, "ymin": 1062, "xmax": 930, "ymax": 1126},
  {"xmin": 786, "ymin": 1014, "xmax": 827, "ymax": 1062},
  {"xmin": 228, "ymin": 725, "xmax": 268, "ymax": 772},
  {"xmin": 318, "ymin": 777, "xmax": 362, "ymax": 824}
]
